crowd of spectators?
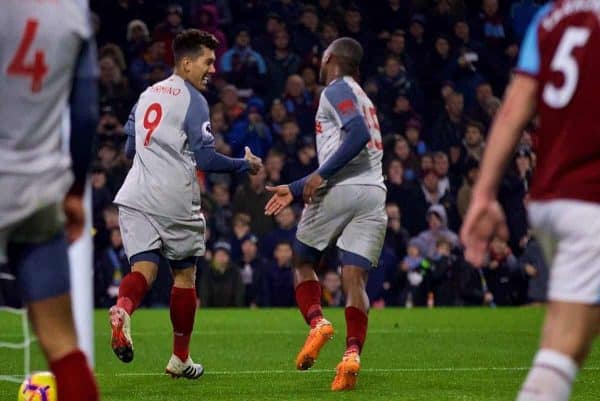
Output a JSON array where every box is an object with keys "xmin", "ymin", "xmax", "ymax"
[{"xmin": 89, "ymin": 0, "xmax": 549, "ymax": 309}]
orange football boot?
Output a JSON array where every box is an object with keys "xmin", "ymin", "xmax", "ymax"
[
  {"xmin": 331, "ymin": 351, "xmax": 361, "ymax": 391},
  {"xmin": 295, "ymin": 318, "xmax": 334, "ymax": 370}
]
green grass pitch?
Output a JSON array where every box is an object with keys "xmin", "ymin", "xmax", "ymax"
[{"xmin": 1, "ymin": 307, "xmax": 600, "ymax": 400}]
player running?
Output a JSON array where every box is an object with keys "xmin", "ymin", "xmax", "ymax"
[
  {"xmin": 461, "ymin": 1, "xmax": 600, "ymax": 400},
  {"xmin": 265, "ymin": 37, "xmax": 387, "ymax": 391},
  {"xmin": 109, "ymin": 29, "xmax": 262, "ymax": 378},
  {"xmin": 0, "ymin": 1, "xmax": 99, "ymax": 400}
]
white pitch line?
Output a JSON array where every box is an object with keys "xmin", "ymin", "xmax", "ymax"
[{"xmin": 100, "ymin": 366, "xmax": 600, "ymax": 377}]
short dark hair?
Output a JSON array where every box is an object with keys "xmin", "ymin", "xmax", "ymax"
[
  {"xmin": 328, "ymin": 37, "xmax": 363, "ymax": 76},
  {"xmin": 466, "ymin": 120, "xmax": 485, "ymax": 133},
  {"xmin": 173, "ymin": 29, "xmax": 219, "ymax": 64}
]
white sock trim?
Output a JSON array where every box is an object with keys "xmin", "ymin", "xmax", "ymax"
[{"xmin": 533, "ymin": 349, "xmax": 578, "ymax": 383}]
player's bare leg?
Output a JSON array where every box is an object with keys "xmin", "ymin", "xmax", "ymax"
[
  {"xmin": 294, "ymin": 258, "xmax": 334, "ymax": 370},
  {"xmin": 29, "ymin": 294, "xmax": 98, "ymax": 401},
  {"xmin": 517, "ymin": 302, "xmax": 600, "ymax": 401},
  {"xmin": 165, "ymin": 263, "xmax": 203, "ymax": 379},
  {"xmin": 110, "ymin": 259, "xmax": 158, "ymax": 362},
  {"xmin": 332, "ymin": 265, "xmax": 369, "ymax": 391}
]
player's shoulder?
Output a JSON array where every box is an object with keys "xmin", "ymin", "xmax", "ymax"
[
  {"xmin": 59, "ymin": 0, "xmax": 93, "ymax": 39},
  {"xmin": 322, "ymin": 77, "xmax": 359, "ymax": 106}
]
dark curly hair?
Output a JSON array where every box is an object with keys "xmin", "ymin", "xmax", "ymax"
[{"xmin": 173, "ymin": 29, "xmax": 219, "ymax": 64}]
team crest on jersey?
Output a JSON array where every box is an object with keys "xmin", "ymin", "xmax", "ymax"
[{"xmin": 202, "ymin": 121, "xmax": 212, "ymax": 136}]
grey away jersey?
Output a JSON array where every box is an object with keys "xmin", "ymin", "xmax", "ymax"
[
  {"xmin": 315, "ymin": 76, "xmax": 385, "ymax": 190},
  {"xmin": 0, "ymin": 0, "xmax": 92, "ymax": 228},
  {"xmin": 115, "ymin": 75, "xmax": 212, "ymax": 220}
]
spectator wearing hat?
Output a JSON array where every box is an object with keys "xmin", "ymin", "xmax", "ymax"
[
  {"xmin": 261, "ymin": 241, "xmax": 295, "ymax": 306},
  {"xmin": 196, "ymin": 5, "xmax": 228, "ymax": 69},
  {"xmin": 266, "ymin": 29, "xmax": 301, "ymax": 102},
  {"xmin": 125, "ymin": 20, "xmax": 150, "ymax": 64},
  {"xmin": 239, "ymin": 234, "xmax": 267, "ymax": 307},
  {"xmin": 260, "ymin": 205, "xmax": 297, "ymax": 259},
  {"xmin": 228, "ymin": 97, "xmax": 273, "ymax": 159},
  {"xmin": 405, "ymin": 118, "xmax": 427, "ymax": 156},
  {"xmin": 199, "ymin": 241, "xmax": 245, "ymax": 307},
  {"xmin": 153, "ymin": 4, "xmax": 185, "ymax": 66},
  {"xmin": 220, "ymin": 26, "xmax": 268, "ymax": 94},
  {"xmin": 415, "ymin": 205, "xmax": 459, "ymax": 260}
]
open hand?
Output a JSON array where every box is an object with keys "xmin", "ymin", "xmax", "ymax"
[
  {"xmin": 265, "ymin": 185, "xmax": 293, "ymax": 216},
  {"xmin": 244, "ymin": 146, "xmax": 262, "ymax": 175}
]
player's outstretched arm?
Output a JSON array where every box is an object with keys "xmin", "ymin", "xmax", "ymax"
[{"xmin": 461, "ymin": 74, "xmax": 537, "ymax": 266}]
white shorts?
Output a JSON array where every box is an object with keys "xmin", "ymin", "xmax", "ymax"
[
  {"xmin": 296, "ymin": 185, "xmax": 387, "ymax": 267},
  {"xmin": 118, "ymin": 205, "xmax": 206, "ymax": 261},
  {"xmin": 528, "ymin": 200, "xmax": 600, "ymax": 304}
]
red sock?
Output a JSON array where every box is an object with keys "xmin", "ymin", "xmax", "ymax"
[
  {"xmin": 50, "ymin": 349, "xmax": 98, "ymax": 401},
  {"xmin": 170, "ymin": 286, "xmax": 197, "ymax": 361},
  {"xmin": 116, "ymin": 271, "xmax": 148, "ymax": 315},
  {"xmin": 295, "ymin": 280, "xmax": 323, "ymax": 328},
  {"xmin": 345, "ymin": 306, "xmax": 368, "ymax": 355}
]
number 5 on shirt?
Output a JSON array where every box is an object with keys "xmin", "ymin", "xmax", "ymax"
[{"xmin": 143, "ymin": 103, "xmax": 163, "ymax": 146}]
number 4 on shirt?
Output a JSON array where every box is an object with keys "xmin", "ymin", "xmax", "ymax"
[{"xmin": 6, "ymin": 19, "xmax": 49, "ymax": 93}]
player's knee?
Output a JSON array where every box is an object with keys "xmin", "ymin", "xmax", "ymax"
[
  {"xmin": 132, "ymin": 263, "xmax": 158, "ymax": 286},
  {"xmin": 172, "ymin": 266, "xmax": 196, "ymax": 288}
]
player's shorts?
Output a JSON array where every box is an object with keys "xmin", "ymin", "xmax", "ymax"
[
  {"xmin": 295, "ymin": 185, "xmax": 387, "ymax": 268},
  {"xmin": 118, "ymin": 205, "xmax": 206, "ymax": 264},
  {"xmin": 528, "ymin": 200, "xmax": 600, "ymax": 304},
  {"xmin": 0, "ymin": 203, "xmax": 70, "ymax": 303}
]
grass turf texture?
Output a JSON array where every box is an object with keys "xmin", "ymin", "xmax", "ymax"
[{"xmin": 1, "ymin": 308, "xmax": 600, "ymax": 400}]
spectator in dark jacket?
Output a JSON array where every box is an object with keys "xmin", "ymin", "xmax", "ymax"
[
  {"xmin": 196, "ymin": 4, "xmax": 228, "ymax": 69},
  {"xmin": 294, "ymin": 5, "xmax": 321, "ymax": 58},
  {"xmin": 262, "ymin": 242, "xmax": 295, "ymax": 306},
  {"xmin": 152, "ymin": 4, "xmax": 185, "ymax": 66},
  {"xmin": 199, "ymin": 241, "xmax": 245, "ymax": 307},
  {"xmin": 483, "ymin": 237, "xmax": 520, "ymax": 306},
  {"xmin": 266, "ymin": 29, "xmax": 301, "ymax": 102},
  {"xmin": 232, "ymin": 169, "xmax": 275, "ymax": 237},
  {"xmin": 94, "ymin": 228, "xmax": 130, "ymax": 307},
  {"xmin": 239, "ymin": 234, "xmax": 267, "ymax": 307},
  {"xmin": 430, "ymin": 238, "xmax": 463, "ymax": 306},
  {"xmin": 260, "ymin": 206, "xmax": 297, "ymax": 259},
  {"xmin": 220, "ymin": 27, "xmax": 268, "ymax": 94},
  {"xmin": 430, "ymin": 91, "xmax": 468, "ymax": 152},
  {"xmin": 518, "ymin": 234, "xmax": 549, "ymax": 304},
  {"xmin": 227, "ymin": 98, "xmax": 273, "ymax": 159}
]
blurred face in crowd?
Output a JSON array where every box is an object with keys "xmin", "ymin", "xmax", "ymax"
[
  {"xmin": 409, "ymin": 21, "xmax": 424, "ymax": 40},
  {"xmin": 233, "ymin": 219, "xmax": 250, "ymax": 238},
  {"xmin": 98, "ymin": 145, "xmax": 117, "ymax": 168},
  {"xmin": 485, "ymin": 97, "xmax": 501, "ymax": 117},
  {"xmin": 323, "ymin": 271, "xmax": 341, "ymax": 293},
  {"xmin": 275, "ymin": 206, "xmax": 296, "ymax": 229},
  {"xmin": 465, "ymin": 125, "xmax": 483, "ymax": 146},
  {"xmin": 435, "ymin": 37, "xmax": 450, "ymax": 58},
  {"xmin": 179, "ymin": 45, "xmax": 216, "ymax": 91},
  {"xmin": 274, "ymin": 243, "xmax": 293, "ymax": 266},
  {"xmin": 388, "ymin": 33, "xmax": 405, "ymax": 54},
  {"xmin": 274, "ymin": 30, "xmax": 290, "ymax": 51},
  {"xmin": 220, "ymin": 86, "xmax": 238, "ymax": 107},
  {"xmin": 212, "ymin": 183, "xmax": 230, "ymax": 206},
  {"xmin": 446, "ymin": 93, "xmax": 464, "ymax": 119},
  {"xmin": 130, "ymin": 24, "xmax": 147, "ymax": 42},
  {"xmin": 167, "ymin": 9, "xmax": 182, "ymax": 27},
  {"xmin": 423, "ymin": 171, "xmax": 439, "ymax": 193},
  {"xmin": 110, "ymin": 229, "xmax": 123, "ymax": 249},
  {"xmin": 345, "ymin": 10, "xmax": 361, "ymax": 30},
  {"xmin": 434, "ymin": 153, "xmax": 449, "ymax": 176},
  {"xmin": 149, "ymin": 41, "xmax": 166, "ymax": 61},
  {"xmin": 301, "ymin": 10, "xmax": 319, "ymax": 32},
  {"xmin": 405, "ymin": 127, "xmax": 420, "ymax": 145},
  {"xmin": 521, "ymin": 131, "xmax": 533, "ymax": 148},
  {"xmin": 476, "ymin": 83, "xmax": 493, "ymax": 104},
  {"xmin": 282, "ymin": 121, "xmax": 300, "ymax": 142},
  {"xmin": 270, "ymin": 101, "xmax": 287, "ymax": 123},
  {"xmin": 454, "ymin": 21, "xmax": 469, "ymax": 41},
  {"xmin": 213, "ymin": 249, "xmax": 231, "ymax": 269},
  {"xmin": 241, "ymin": 239, "xmax": 258, "ymax": 260},
  {"xmin": 467, "ymin": 166, "xmax": 479, "ymax": 184},
  {"xmin": 286, "ymin": 75, "xmax": 305, "ymax": 97},
  {"xmin": 387, "ymin": 159, "xmax": 404, "ymax": 185},
  {"xmin": 407, "ymin": 245, "xmax": 420, "ymax": 258},
  {"xmin": 266, "ymin": 151, "xmax": 284, "ymax": 174},
  {"xmin": 104, "ymin": 208, "xmax": 119, "ymax": 230},
  {"xmin": 236, "ymin": 31, "xmax": 251, "ymax": 48},
  {"xmin": 483, "ymin": 0, "xmax": 499, "ymax": 17},
  {"xmin": 427, "ymin": 212, "xmax": 442, "ymax": 230},
  {"xmin": 301, "ymin": 67, "xmax": 317, "ymax": 88},
  {"xmin": 394, "ymin": 138, "xmax": 410, "ymax": 160},
  {"xmin": 99, "ymin": 56, "xmax": 120, "ymax": 84},
  {"xmin": 384, "ymin": 57, "xmax": 402, "ymax": 78},
  {"xmin": 394, "ymin": 96, "xmax": 411, "ymax": 113},
  {"xmin": 211, "ymin": 110, "xmax": 227, "ymax": 133},
  {"xmin": 320, "ymin": 23, "xmax": 339, "ymax": 47},
  {"xmin": 421, "ymin": 155, "xmax": 433, "ymax": 171},
  {"xmin": 266, "ymin": 17, "xmax": 284, "ymax": 35},
  {"xmin": 386, "ymin": 203, "xmax": 401, "ymax": 231},
  {"xmin": 298, "ymin": 146, "xmax": 316, "ymax": 165}
]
